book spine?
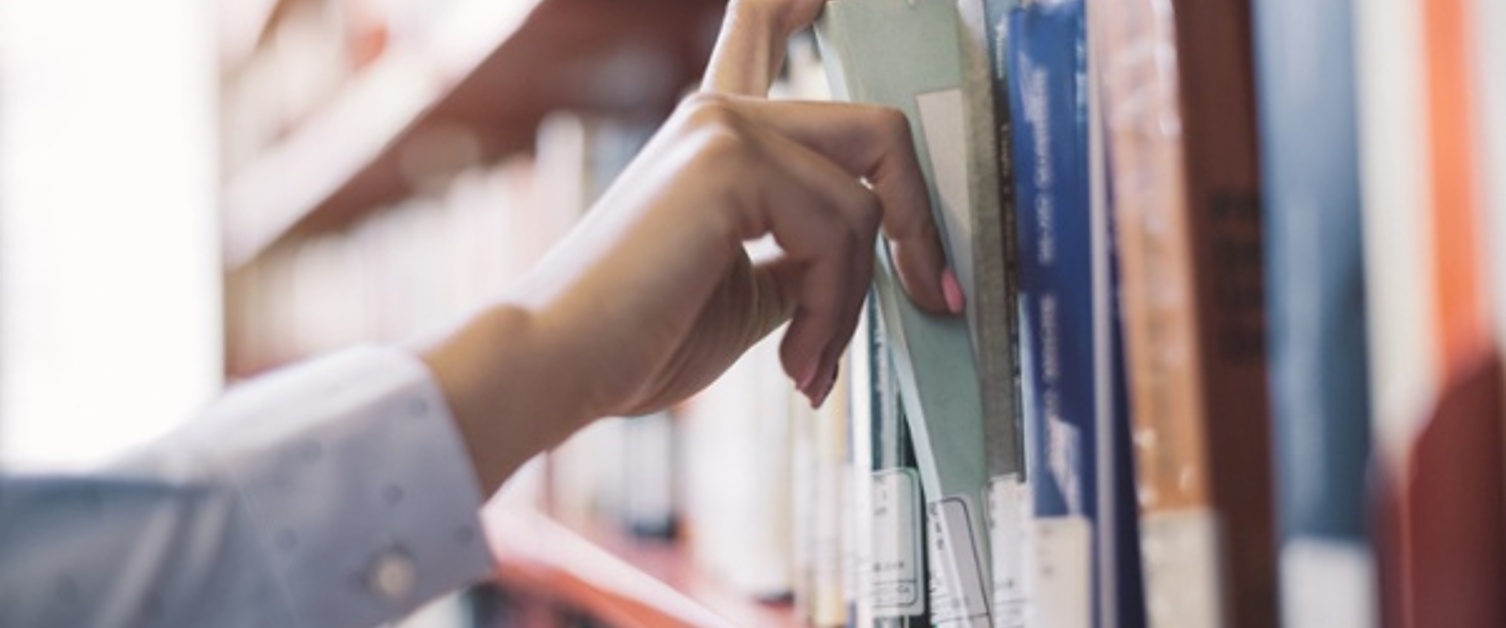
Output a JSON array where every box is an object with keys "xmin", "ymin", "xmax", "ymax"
[
  {"xmin": 680, "ymin": 334, "xmax": 795, "ymax": 599},
  {"xmin": 1169, "ymin": 0, "xmax": 1277, "ymax": 623},
  {"xmin": 1250, "ymin": 0, "xmax": 1376, "ymax": 624},
  {"xmin": 1352, "ymin": 0, "xmax": 1436, "ymax": 621},
  {"xmin": 970, "ymin": 2, "xmax": 1032, "ymax": 626},
  {"xmin": 1481, "ymin": 0, "xmax": 1506, "ymax": 568},
  {"xmin": 1085, "ymin": 3, "xmax": 1146, "ymax": 626},
  {"xmin": 1485, "ymin": 0, "xmax": 1506, "ymax": 354},
  {"xmin": 1105, "ymin": 243, "xmax": 1150, "ymax": 628},
  {"xmin": 805, "ymin": 364, "xmax": 854, "ymax": 627},
  {"xmin": 871, "ymin": 246, "xmax": 992, "ymax": 628},
  {"xmin": 1093, "ymin": 1, "xmax": 1219, "ymax": 625},
  {"xmin": 815, "ymin": 4, "xmax": 998, "ymax": 624},
  {"xmin": 1358, "ymin": 0, "xmax": 1506, "ymax": 625},
  {"xmin": 863, "ymin": 302, "xmax": 933, "ymax": 627},
  {"xmin": 1423, "ymin": 0, "xmax": 1492, "ymax": 375},
  {"xmin": 1002, "ymin": 2, "xmax": 1098, "ymax": 627},
  {"xmin": 620, "ymin": 413, "xmax": 679, "ymax": 539},
  {"xmin": 956, "ymin": 0, "xmax": 1026, "ymax": 485}
]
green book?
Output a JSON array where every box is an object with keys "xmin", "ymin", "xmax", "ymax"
[{"xmin": 816, "ymin": 1, "xmax": 1018, "ymax": 624}]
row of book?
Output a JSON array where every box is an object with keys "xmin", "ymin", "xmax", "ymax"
[{"xmin": 798, "ymin": 0, "xmax": 1506, "ymax": 627}]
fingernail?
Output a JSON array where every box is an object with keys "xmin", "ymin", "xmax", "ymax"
[
  {"xmin": 811, "ymin": 364, "xmax": 839, "ymax": 408},
  {"xmin": 941, "ymin": 269, "xmax": 965, "ymax": 314},
  {"xmin": 796, "ymin": 361, "xmax": 820, "ymax": 392}
]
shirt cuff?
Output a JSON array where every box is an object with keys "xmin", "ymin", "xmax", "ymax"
[{"xmin": 157, "ymin": 346, "xmax": 495, "ymax": 627}]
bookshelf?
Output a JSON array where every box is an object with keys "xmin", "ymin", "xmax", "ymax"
[
  {"xmin": 484, "ymin": 505, "xmax": 799, "ymax": 627},
  {"xmin": 221, "ymin": 0, "xmax": 727, "ymax": 376},
  {"xmin": 222, "ymin": 0, "xmax": 1506, "ymax": 625},
  {"xmin": 221, "ymin": 0, "xmax": 722, "ymax": 269}
]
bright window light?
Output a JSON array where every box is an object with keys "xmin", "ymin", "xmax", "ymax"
[{"xmin": 0, "ymin": 0, "xmax": 222, "ymax": 470}]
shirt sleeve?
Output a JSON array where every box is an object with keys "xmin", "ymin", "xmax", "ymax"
[{"xmin": 0, "ymin": 346, "xmax": 496, "ymax": 628}]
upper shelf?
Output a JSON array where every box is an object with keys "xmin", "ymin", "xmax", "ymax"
[{"xmin": 222, "ymin": 0, "xmax": 725, "ymax": 269}]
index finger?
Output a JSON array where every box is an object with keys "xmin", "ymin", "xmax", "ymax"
[{"xmin": 702, "ymin": 0, "xmax": 827, "ymax": 96}]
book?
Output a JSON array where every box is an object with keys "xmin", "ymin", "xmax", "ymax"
[
  {"xmin": 1086, "ymin": 7, "xmax": 1148, "ymax": 628},
  {"xmin": 957, "ymin": 0, "xmax": 1027, "ymax": 485},
  {"xmin": 852, "ymin": 299, "xmax": 932, "ymax": 627},
  {"xmin": 1104, "ymin": 242, "xmax": 1150, "ymax": 628},
  {"xmin": 619, "ymin": 412, "xmax": 678, "ymax": 539},
  {"xmin": 1249, "ymin": 0, "xmax": 1376, "ymax": 625},
  {"xmin": 796, "ymin": 361, "xmax": 855, "ymax": 627},
  {"xmin": 681, "ymin": 333, "xmax": 796, "ymax": 599},
  {"xmin": 997, "ymin": 1, "xmax": 1144, "ymax": 626},
  {"xmin": 958, "ymin": 1, "xmax": 1032, "ymax": 625},
  {"xmin": 1422, "ymin": 0, "xmax": 1491, "ymax": 370},
  {"xmin": 1003, "ymin": 3, "xmax": 1093, "ymax": 628},
  {"xmin": 1093, "ymin": 0, "xmax": 1276, "ymax": 625},
  {"xmin": 1371, "ymin": 355, "xmax": 1505, "ymax": 628},
  {"xmin": 816, "ymin": 2, "xmax": 1003, "ymax": 625},
  {"xmin": 1355, "ymin": 0, "xmax": 1506, "ymax": 625},
  {"xmin": 1483, "ymin": 0, "xmax": 1506, "ymax": 543},
  {"xmin": 870, "ymin": 246, "xmax": 992, "ymax": 628},
  {"xmin": 1353, "ymin": 1, "xmax": 1444, "ymax": 624},
  {"xmin": 1486, "ymin": 0, "xmax": 1506, "ymax": 366}
]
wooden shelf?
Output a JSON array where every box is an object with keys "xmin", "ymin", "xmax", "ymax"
[
  {"xmin": 482, "ymin": 505, "xmax": 799, "ymax": 628},
  {"xmin": 223, "ymin": 0, "xmax": 725, "ymax": 269}
]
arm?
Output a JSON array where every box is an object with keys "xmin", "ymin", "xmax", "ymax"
[{"xmin": 1, "ymin": 348, "xmax": 491, "ymax": 628}]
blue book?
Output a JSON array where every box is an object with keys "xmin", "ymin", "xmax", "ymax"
[
  {"xmin": 1252, "ymin": 0, "xmax": 1376, "ymax": 625},
  {"xmin": 999, "ymin": 1, "xmax": 1143, "ymax": 626},
  {"xmin": 1004, "ymin": 1, "xmax": 1093, "ymax": 625}
]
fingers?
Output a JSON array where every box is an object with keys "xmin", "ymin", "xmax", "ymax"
[
  {"xmin": 702, "ymin": 0, "xmax": 827, "ymax": 96},
  {"xmin": 692, "ymin": 95, "xmax": 954, "ymax": 315},
  {"xmin": 734, "ymin": 123, "xmax": 879, "ymax": 405}
]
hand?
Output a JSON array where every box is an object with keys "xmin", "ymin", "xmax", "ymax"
[{"xmin": 422, "ymin": 0, "xmax": 958, "ymax": 494}]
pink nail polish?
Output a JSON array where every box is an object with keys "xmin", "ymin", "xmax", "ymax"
[{"xmin": 942, "ymin": 269, "xmax": 965, "ymax": 314}]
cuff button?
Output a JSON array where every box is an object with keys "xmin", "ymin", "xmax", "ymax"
[{"xmin": 366, "ymin": 548, "xmax": 416, "ymax": 602}]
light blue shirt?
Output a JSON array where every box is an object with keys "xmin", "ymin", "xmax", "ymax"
[{"xmin": 0, "ymin": 347, "xmax": 496, "ymax": 628}]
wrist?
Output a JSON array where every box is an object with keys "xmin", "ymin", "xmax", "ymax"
[
  {"xmin": 705, "ymin": 0, "xmax": 799, "ymax": 94},
  {"xmin": 728, "ymin": 0, "xmax": 819, "ymax": 41},
  {"xmin": 417, "ymin": 304, "xmax": 594, "ymax": 495}
]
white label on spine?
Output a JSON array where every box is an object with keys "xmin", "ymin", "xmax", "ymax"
[
  {"xmin": 928, "ymin": 496, "xmax": 993, "ymax": 627},
  {"xmin": 871, "ymin": 468, "xmax": 925, "ymax": 617},
  {"xmin": 989, "ymin": 475, "xmax": 1031, "ymax": 628},
  {"xmin": 1141, "ymin": 509, "xmax": 1224, "ymax": 628},
  {"xmin": 1280, "ymin": 538, "xmax": 1376, "ymax": 628},
  {"xmin": 1032, "ymin": 516, "xmax": 1092, "ymax": 628}
]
